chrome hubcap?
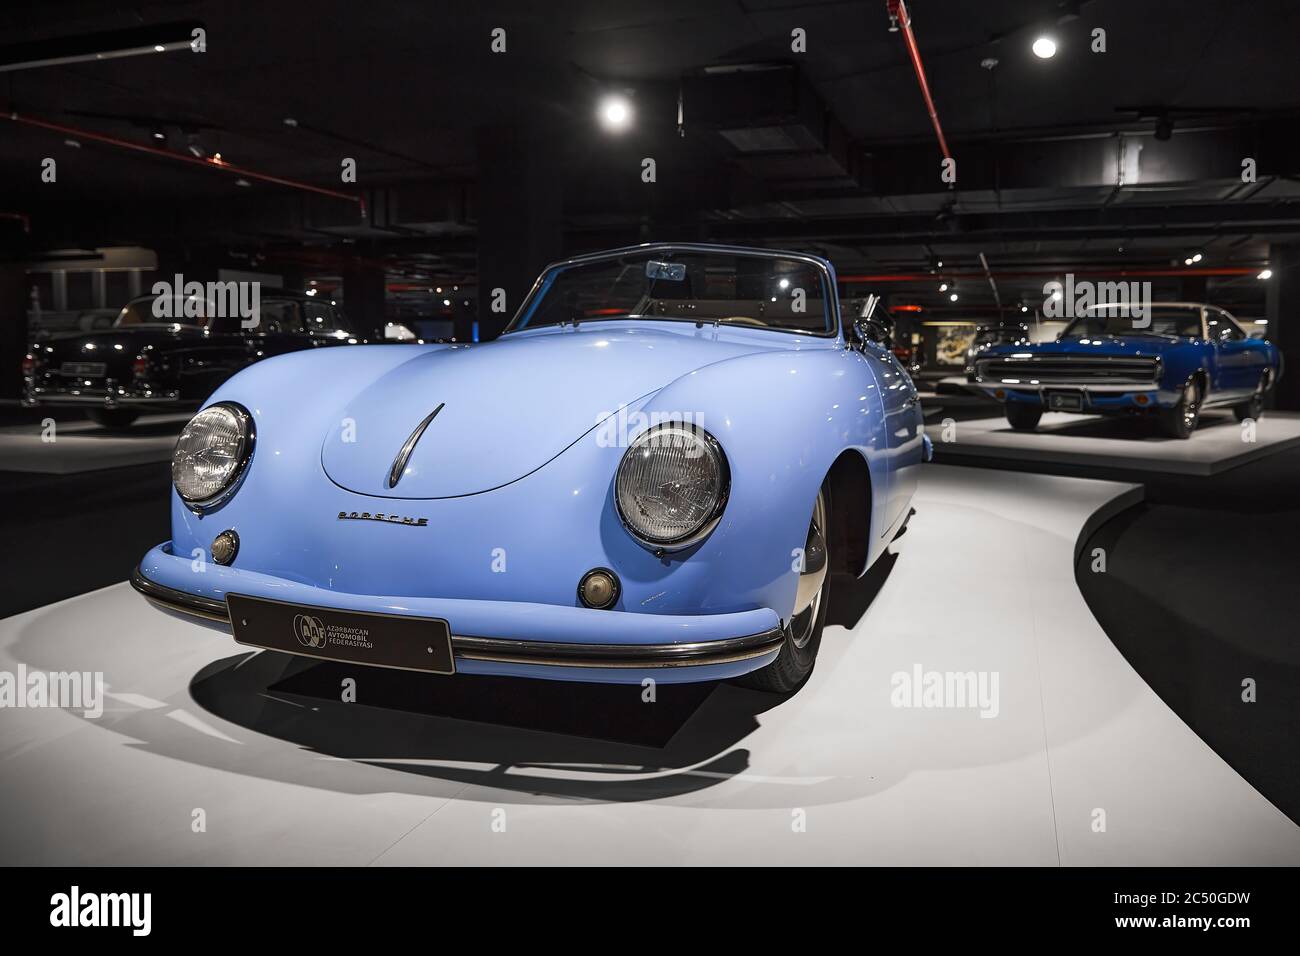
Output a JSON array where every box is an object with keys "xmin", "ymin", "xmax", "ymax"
[
  {"xmin": 790, "ymin": 492, "xmax": 827, "ymax": 650},
  {"xmin": 1182, "ymin": 382, "xmax": 1200, "ymax": 429}
]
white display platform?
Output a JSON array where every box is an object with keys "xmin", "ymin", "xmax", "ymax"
[
  {"xmin": 932, "ymin": 410, "xmax": 1300, "ymax": 476},
  {"xmin": 0, "ymin": 465, "xmax": 1296, "ymax": 865},
  {"xmin": 0, "ymin": 415, "xmax": 188, "ymax": 474}
]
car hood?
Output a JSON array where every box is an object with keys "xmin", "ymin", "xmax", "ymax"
[
  {"xmin": 320, "ymin": 324, "xmax": 781, "ymax": 499},
  {"xmin": 984, "ymin": 334, "xmax": 1183, "ymax": 359}
]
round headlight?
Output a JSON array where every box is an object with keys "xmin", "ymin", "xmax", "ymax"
[
  {"xmin": 615, "ymin": 424, "xmax": 729, "ymax": 550},
  {"xmin": 172, "ymin": 403, "xmax": 254, "ymax": 508}
]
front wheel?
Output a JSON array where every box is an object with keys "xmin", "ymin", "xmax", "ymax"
[
  {"xmin": 735, "ymin": 489, "xmax": 830, "ymax": 694},
  {"xmin": 87, "ymin": 408, "xmax": 140, "ymax": 429},
  {"xmin": 1005, "ymin": 402, "xmax": 1043, "ymax": 431},
  {"xmin": 1159, "ymin": 378, "xmax": 1202, "ymax": 439}
]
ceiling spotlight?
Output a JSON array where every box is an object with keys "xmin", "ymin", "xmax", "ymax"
[
  {"xmin": 153, "ymin": 44, "xmax": 165, "ymax": 53},
  {"xmin": 939, "ymin": 282, "xmax": 948, "ymax": 292},
  {"xmin": 1032, "ymin": 36, "xmax": 1057, "ymax": 59},
  {"xmin": 234, "ymin": 178, "xmax": 250, "ymax": 187},
  {"xmin": 151, "ymin": 129, "xmax": 166, "ymax": 141},
  {"xmin": 1051, "ymin": 289, "xmax": 1063, "ymax": 301},
  {"xmin": 283, "ymin": 117, "xmax": 298, "ymax": 127},
  {"xmin": 936, "ymin": 260, "xmax": 943, "ymax": 268},
  {"xmin": 1191, "ymin": 252, "xmax": 1203, "ymax": 263},
  {"xmin": 598, "ymin": 94, "xmax": 633, "ymax": 132},
  {"xmin": 1184, "ymin": 257, "xmax": 1193, "ymax": 266},
  {"xmin": 949, "ymin": 292, "xmax": 959, "ymax": 302},
  {"xmin": 1020, "ymin": 304, "xmax": 1029, "ymax": 313},
  {"xmin": 443, "ymin": 299, "xmax": 451, "ymax": 307},
  {"xmin": 1258, "ymin": 269, "xmax": 1273, "ymax": 280},
  {"xmin": 63, "ymin": 138, "xmax": 81, "ymax": 148}
]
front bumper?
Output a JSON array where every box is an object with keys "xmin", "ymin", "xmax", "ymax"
[
  {"xmin": 132, "ymin": 543, "xmax": 784, "ymax": 683},
  {"xmin": 977, "ymin": 383, "xmax": 1168, "ymax": 411},
  {"xmin": 23, "ymin": 383, "xmax": 184, "ymax": 409}
]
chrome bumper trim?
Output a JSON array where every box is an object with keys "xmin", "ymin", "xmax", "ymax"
[{"xmin": 130, "ymin": 566, "xmax": 785, "ymax": 669}]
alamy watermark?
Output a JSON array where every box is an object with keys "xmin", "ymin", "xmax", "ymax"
[
  {"xmin": 0, "ymin": 665, "xmax": 103, "ymax": 718},
  {"xmin": 1043, "ymin": 273, "xmax": 1152, "ymax": 328},
  {"xmin": 595, "ymin": 408, "xmax": 707, "ymax": 455},
  {"xmin": 151, "ymin": 274, "xmax": 260, "ymax": 329},
  {"xmin": 890, "ymin": 664, "xmax": 1000, "ymax": 718}
]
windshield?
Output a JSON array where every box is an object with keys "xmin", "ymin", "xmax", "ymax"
[
  {"xmin": 508, "ymin": 249, "xmax": 835, "ymax": 336},
  {"xmin": 1062, "ymin": 306, "xmax": 1202, "ymax": 339},
  {"xmin": 114, "ymin": 296, "xmax": 205, "ymax": 328}
]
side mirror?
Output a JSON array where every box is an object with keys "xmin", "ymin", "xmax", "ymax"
[
  {"xmin": 850, "ymin": 294, "xmax": 893, "ymax": 347},
  {"xmin": 852, "ymin": 314, "xmax": 893, "ymax": 347}
]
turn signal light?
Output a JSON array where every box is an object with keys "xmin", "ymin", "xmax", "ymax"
[
  {"xmin": 1135, "ymin": 394, "xmax": 1150, "ymax": 406},
  {"xmin": 994, "ymin": 389, "xmax": 1006, "ymax": 400},
  {"xmin": 578, "ymin": 568, "xmax": 620, "ymax": 610}
]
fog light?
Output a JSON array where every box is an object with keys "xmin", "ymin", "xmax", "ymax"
[
  {"xmin": 1135, "ymin": 393, "xmax": 1149, "ymax": 405},
  {"xmin": 578, "ymin": 568, "xmax": 620, "ymax": 609},
  {"xmin": 994, "ymin": 389, "xmax": 1006, "ymax": 400},
  {"xmin": 211, "ymin": 529, "xmax": 239, "ymax": 566}
]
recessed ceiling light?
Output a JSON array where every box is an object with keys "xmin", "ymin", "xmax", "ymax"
[
  {"xmin": 1032, "ymin": 36, "xmax": 1057, "ymax": 58},
  {"xmin": 598, "ymin": 94, "xmax": 633, "ymax": 132}
]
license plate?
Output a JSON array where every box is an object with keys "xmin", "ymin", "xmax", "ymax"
[
  {"xmin": 60, "ymin": 362, "xmax": 106, "ymax": 377},
  {"xmin": 1047, "ymin": 390, "xmax": 1084, "ymax": 411},
  {"xmin": 226, "ymin": 594, "xmax": 455, "ymax": 674}
]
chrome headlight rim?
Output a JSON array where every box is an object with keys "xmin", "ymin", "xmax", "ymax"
[
  {"xmin": 615, "ymin": 423, "xmax": 731, "ymax": 553},
  {"xmin": 172, "ymin": 401, "xmax": 256, "ymax": 512}
]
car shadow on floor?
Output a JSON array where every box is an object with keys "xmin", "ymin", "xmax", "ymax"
[{"xmin": 186, "ymin": 559, "xmax": 897, "ymax": 803}]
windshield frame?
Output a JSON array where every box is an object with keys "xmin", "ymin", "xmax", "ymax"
[{"xmin": 504, "ymin": 243, "xmax": 841, "ymax": 339}]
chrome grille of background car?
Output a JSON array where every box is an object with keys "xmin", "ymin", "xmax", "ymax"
[{"xmin": 976, "ymin": 356, "xmax": 1159, "ymax": 384}]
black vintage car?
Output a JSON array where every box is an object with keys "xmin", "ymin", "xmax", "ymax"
[{"xmin": 23, "ymin": 289, "xmax": 361, "ymax": 427}]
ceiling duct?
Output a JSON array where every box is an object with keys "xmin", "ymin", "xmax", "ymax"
[{"xmin": 681, "ymin": 64, "xmax": 859, "ymax": 191}]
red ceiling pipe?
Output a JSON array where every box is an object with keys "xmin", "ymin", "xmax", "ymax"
[
  {"xmin": 886, "ymin": 0, "xmax": 951, "ymax": 161},
  {"xmin": 841, "ymin": 267, "xmax": 1258, "ymax": 283},
  {"xmin": 5, "ymin": 111, "xmax": 366, "ymax": 219}
]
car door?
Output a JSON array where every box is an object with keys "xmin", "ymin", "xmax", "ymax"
[
  {"xmin": 176, "ymin": 314, "xmax": 249, "ymax": 400},
  {"xmin": 300, "ymin": 298, "xmax": 354, "ymax": 347},
  {"xmin": 1205, "ymin": 307, "xmax": 1258, "ymax": 399},
  {"xmin": 246, "ymin": 300, "xmax": 309, "ymax": 363},
  {"xmin": 861, "ymin": 336, "xmax": 921, "ymax": 534}
]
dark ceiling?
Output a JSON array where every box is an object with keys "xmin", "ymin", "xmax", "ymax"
[{"xmin": 2, "ymin": 0, "xmax": 1299, "ymax": 316}]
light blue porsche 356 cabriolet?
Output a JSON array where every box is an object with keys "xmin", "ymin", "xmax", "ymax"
[{"xmin": 132, "ymin": 243, "xmax": 927, "ymax": 693}]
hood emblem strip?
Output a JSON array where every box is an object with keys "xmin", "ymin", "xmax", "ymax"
[{"xmin": 388, "ymin": 402, "xmax": 444, "ymax": 488}]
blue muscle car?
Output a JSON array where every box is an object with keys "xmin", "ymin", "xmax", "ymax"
[
  {"xmin": 131, "ymin": 244, "xmax": 928, "ymax": 693},
  {"xmin": 972, "ymin": 302, "xmax": 1282, "ymax": 438}
]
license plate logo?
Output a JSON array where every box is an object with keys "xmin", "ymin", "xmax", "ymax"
[
  {"xmin": 1049, "ymin": 392, "xmax": 1083, "ymax": 411},
  {"xmin": 60, "ymin": 362, "xmax": 106, "ymax": 377},
  {"xmin": 227, "ymin": 594, "xmax": 455, "ymax": 674}
]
